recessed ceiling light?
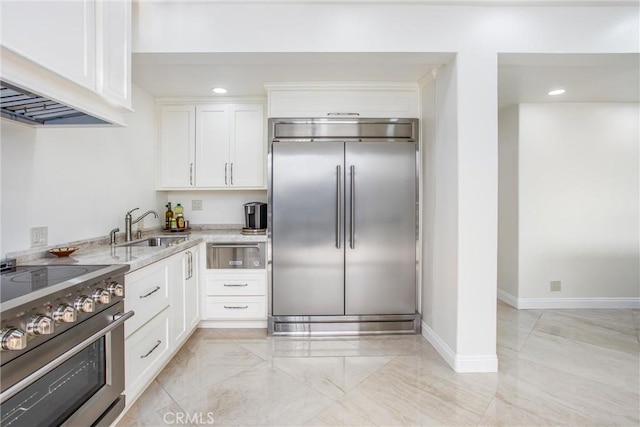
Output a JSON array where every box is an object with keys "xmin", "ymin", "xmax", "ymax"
[
  {"xmin": 212, "ymin": 87, "xmax": 228, "ymax": 94},
  {"xmin": 548, "ymin": 89, "xmax": 566, "ymax": 96}
]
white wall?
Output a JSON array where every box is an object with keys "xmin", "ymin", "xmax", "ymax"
[
  {"xmin": 0, "ymin": 85, "xmax": 163, "ymax": 255},
  {"xmin": 420, "ymin": 75, "xmax": 436, "ymax": 327},
  {"xmin": 167, "ymin": 190, "xmax": 267, "ymax": 226},
  {"xmin": 134, "ymin": 3, "xmax": 638, "ymax": 54},
  {"xmin": 131, "ymin": 0, "xmax": 638, "ymax": 371},
  {"xmin": 518, "ymin": 103, "xmax": 639, "ymax": 301},
  {"xmin": 419, "ymin": 58, "xmax": 462, "ymax": 361},
  {"xmin": 498, "ymin": 105, "xmax": 520, "ymax": 299}
]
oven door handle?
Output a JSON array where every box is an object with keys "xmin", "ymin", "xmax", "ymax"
[{"xmin": 0, "ymin": 310, "xmax": 135, "ymax": 404}]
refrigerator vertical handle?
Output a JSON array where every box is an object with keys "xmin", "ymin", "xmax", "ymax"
[
  {"xmin": 336, "ymin": 165, "xmax": 342, "ymax": 249},
  {"xmin": 225, "ymin": 163, "xmax": 228, "ymax": 185},
  {"xmin": 350, "ymin": 165, "xmax": 355, "ymax": 249}
]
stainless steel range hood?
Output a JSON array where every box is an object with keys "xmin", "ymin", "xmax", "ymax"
[{"xmin": 0, "ymin": 81, "xmax": 109, "ymax": 126}]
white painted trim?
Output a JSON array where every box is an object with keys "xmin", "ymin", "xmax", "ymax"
[
  {"xmin": 155, "ymin": 96, "xmax": 266, "ymax": 105},
  {"xmin": 199, "ymin": 320, "xmax": 268, "ymax": 328},
  {"xmin": 180, "ymin": 0, "xmax": 638, "ymax": 5},
  {"xmin": 497, "ymin": 290, "xmax": 640, "ymax": 309},
  {"xmin": 497, "ymin": 289, "xmax": 518, "ymax": 308},
  {"xmin": 517, "ymin": 297, "xmax": 640, "ymax": 309},
  {"xmin": 420, "ymin": 321, "xmax": 498, "ymax": 373},
  {"xmin": 264, "ymin": 82, "xmax": 420, "ymax": 92}
]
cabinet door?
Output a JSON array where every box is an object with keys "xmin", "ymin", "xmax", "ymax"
[
  {"xmin": 1, "ymin": 0, "xmax": 96, "ymax": 90},
  {"xmin": 185, "ymin": 248, "xmax": 200, "ymax": 330},
  {"xmin": 96, "ymin": 0, "xmax": 131, "ymax": 107},
  {"xmin": 158, "ymin": 106, "xmax": 196, "ymax": 188},
  {"xmin": 168, "ymin": 253, "xmax": 187, "ymax": 346},
  {"xmin": 267, "ymin": 89, "xmax": 419, "ymax": 118},
  {"xmin": 196, "ymin": 105, "xmax": 230, "ymax": 187},
  {"xmin": 229, "ymin": 104, "xmax": 265, "ymax": 188}
]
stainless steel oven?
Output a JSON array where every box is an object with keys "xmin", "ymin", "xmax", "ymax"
[{"xmin": 0, "ymin": 262, "xmax": 132, "ymax": 427}]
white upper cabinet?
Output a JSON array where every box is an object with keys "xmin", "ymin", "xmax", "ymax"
[
  {"xmin": 96, "ymin": 0, "xmax": 131, "ymax": 107},
  {"xmin": 158, "ymin": 101, "xmax": 266, "ymax": 190},
  {"xmin": 228, "ymin": 104, "xmax": 265, "ymax": 187},
  {"xmin": 196, "ymin": 105, "xmax": 230, "ymax": 187},
  {"xmin": 266, "ymin": 83, "xmax": 420, "ymax": 118},
  {"xmin": 0, "ymin": 0, "xmax": 132, "ymax": 124},
  {"xmin": 159, "ymin": 105, "xmax": 196, "ymax": 188},
  {"xmin": 1, "ymin": 0, "xmax": 97, "ymax": 90}
]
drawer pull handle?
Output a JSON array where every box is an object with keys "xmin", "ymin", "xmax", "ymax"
[
  {"xmin": 140, "ymin": 286, "xmax": 161, "ymax": 299},
  {"xmin": 141, "ymin": 340, "xmax": 162, "ymax": 359},
  {"xmin": 223, "ymin": 283, "xmax": 249, "ymax": 287},
  {"xmin": 224, "ymin": 305, "xmax": 249, "ymax": 309}
]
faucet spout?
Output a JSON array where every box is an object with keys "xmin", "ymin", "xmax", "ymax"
[{"xmin": 125, "ymin": 209, "xmax": 159, "ymax": 242}]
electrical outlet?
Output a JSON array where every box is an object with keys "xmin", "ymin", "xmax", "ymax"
[
  {"xmin": 30, "ymin": 226, "xmax": 48, "ymax": 247},
  {"xmin": 550, "ymin": 280, "xmax": 562, "ymax": 292},
  {"xmin": 192, "ymin": 200, "xmax": 203, "ymax": 211},
  {"xmin": 137, "ymin": 219, "xmax": 144, "ymax": 230}
]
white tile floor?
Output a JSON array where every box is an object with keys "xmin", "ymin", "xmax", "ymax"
[{"xmin": 117, "ymin": 302, "xmax": 640, "ymax": 426}]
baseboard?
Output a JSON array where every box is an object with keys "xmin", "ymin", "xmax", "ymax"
[
  {"xmin": 497, "ymin": 290, "xmax": 640, "ymax": 309},
  {"xmin": 199, "ymin": 320, "xmax": 268, "ymax": 329},
  {"xmin": 420, "ymin": 321, "xmax": 498, "ymax": 373},
  {"xmin": 517, "ymin": 297, "xmax": 640, "ymax": 309},
  {"xmin": 497, "ymin": 289, "xmax": 518, "ymax": 308}
]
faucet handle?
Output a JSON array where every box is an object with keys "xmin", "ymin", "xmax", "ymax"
[
  {"xmin": 126, "ymin": 207, "xmax": 140, "ymax": 216},
  {"xmin": 109, "ymin": 228, "xmax": 120, "ymax": 245}
]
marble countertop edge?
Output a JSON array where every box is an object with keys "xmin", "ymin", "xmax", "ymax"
[{"xmin": 6, "ymin": 226, "xmax": 267, "ymax": 273}]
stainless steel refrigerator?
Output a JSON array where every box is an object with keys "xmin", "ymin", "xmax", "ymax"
[{"xmin": 268, "ymin": 118, "xmax": 419, "ymax": 335}]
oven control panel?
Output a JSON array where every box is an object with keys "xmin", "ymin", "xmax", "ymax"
[{"xmin": 0, "ymin": 273, "xmax": 126, "ymax": 364}]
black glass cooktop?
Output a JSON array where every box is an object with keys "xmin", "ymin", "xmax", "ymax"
[{"xmin": 0, "ymin": 265, "xmax": 107, "ymax": 304}]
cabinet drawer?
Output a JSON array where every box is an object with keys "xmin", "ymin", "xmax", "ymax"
[
  {"xmin": 125, "ymin": 265, "xmax": 169, "ymax": 337},
  {"xmin": 205, "ymin": 273, "xmax": 265, "ymax": 296},
  {"xmin": 125, "ymin": 308, "xmax": 170, "ymax": 400},
  {"xmin": 204, "ymin": 296, "xmax": 266, "ymax": 319}
]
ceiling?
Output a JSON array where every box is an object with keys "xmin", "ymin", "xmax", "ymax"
[
  {"xmin": 498, "ymin": 53, "xmax": 639, "ymax": 108},
  {"xmin": 132, "ymin": 52, "xmax": 452, "ymax": 98},
  {"xmin": 132, "ymin": 52, "xmax": 639, "ymax": 107}
]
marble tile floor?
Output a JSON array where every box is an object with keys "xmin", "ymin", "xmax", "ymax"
[{"xmin": 117, "ymin": 303, "xmax": 640, "ymax": 426}]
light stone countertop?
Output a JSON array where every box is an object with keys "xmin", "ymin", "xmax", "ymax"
[{"xmin": 15, "ymin": 229, "xmax": 267, "ymax": 273}]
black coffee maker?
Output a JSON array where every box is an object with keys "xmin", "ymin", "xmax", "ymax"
[{"xmin": 243, "ymin": 202, "xmax": 267, "ymax": 234}]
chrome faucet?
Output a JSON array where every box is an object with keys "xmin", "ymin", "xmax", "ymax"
[{"xmin": 125, "ymin": 208, "xmax": 159, "ymax": 242}]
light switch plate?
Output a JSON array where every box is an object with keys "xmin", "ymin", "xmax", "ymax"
[
  {"xmin": 192, "ymin": 200, "xmax": 203, "ymax": 211},
  {"xmin": 30, "ymin": 226, "xmax": 48, "ymax": 247}
]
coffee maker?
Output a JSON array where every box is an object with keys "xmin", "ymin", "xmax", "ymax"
[{"xmin": 243, "ymin": 202, "xmax": 267, "ymax": 234}]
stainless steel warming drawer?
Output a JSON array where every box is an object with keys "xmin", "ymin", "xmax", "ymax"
[{"xmin": 207, "ymin": 243, "xmax": 265, "ymax": 270}]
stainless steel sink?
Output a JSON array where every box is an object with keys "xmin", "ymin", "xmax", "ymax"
[{"xmin": 118, "ymin": 236, "xmax": 188, "ymax": 247}]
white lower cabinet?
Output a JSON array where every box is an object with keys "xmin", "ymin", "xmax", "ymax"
[
  {"xmin": 124, "ymin": 244, "xmax": 201, "ymax": 408},
  {"xmin": 170, "ymin": 246, "xmax": 200, "ymax": 347},
  {"xmin": 202, "ymin": 270, "xmax": 267, "ymax": 322},
  {"xmin": 125, "ymin": 308, "xmax": 170, "ymax": 401},
  {"xmin": 124, "ymin": 262, "xmax": 169, "ymax": 337},
  {"xmin": 204, "ymin": 296, "xmax": 267, "ymax": 319}
]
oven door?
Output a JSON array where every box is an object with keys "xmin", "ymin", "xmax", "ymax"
[{"xmin": 0, "ymin": 302, "xmax": 133, "ymax": 427}]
